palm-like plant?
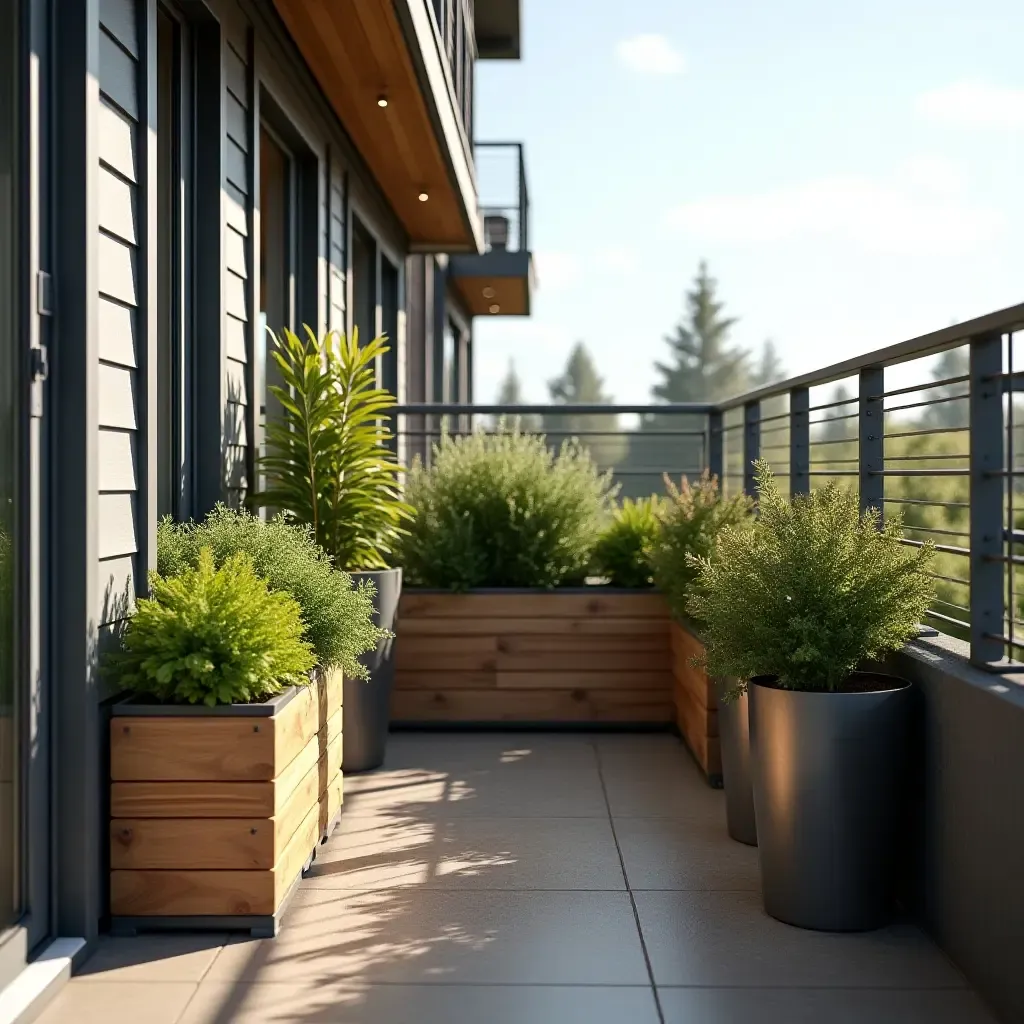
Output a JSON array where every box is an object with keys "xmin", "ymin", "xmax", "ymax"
[{"xmin": 253, "ymin": 326, "xmax": 414, "ymax": 570}]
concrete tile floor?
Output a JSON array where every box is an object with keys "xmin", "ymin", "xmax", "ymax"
[{"xmin": 38, "ymin": 733, "xmax": 999, "ymax": 1024}]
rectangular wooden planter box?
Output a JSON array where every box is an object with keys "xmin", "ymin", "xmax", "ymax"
[
  {"xmin": 670, "ymin": 620, "xmax": 722, "ymax": 785},
  {"xmin": 109, "ymin": 668, "xmax": 344, "ymax": 937},
  {"xmin": 394, "ymin": 589, "xmax": 674, "ymax": 724}
]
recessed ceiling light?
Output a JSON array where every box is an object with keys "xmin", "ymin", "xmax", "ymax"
[
  {"xmin": 489, "ymin": 303, "xmax": 501, "ymax": 314},
  {"xmin": 377, "ymin": 95, "xmax": 389, "ymax": 108},
  {"xmin": 482, "ymin": 286, "xmax": 496, "ymax": 299},
  {"xmin": 418, "ymin": 191, "xmax": 429, "ymax": 202}
]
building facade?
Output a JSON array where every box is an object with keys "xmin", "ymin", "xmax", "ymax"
[{"xmin": 0, "ymin": 0, "xmax": 532, "ymax": 1010}]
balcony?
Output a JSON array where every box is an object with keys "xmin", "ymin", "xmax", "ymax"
[{"xmin": 448, "ymin": 142, "xmax": 535, "ymax": 316}]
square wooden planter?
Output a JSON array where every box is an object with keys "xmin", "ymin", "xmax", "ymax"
[
  {"xmin": 109, "ymin": 668, "xmax": 344, "ymax": 937},
  {"xmin": 394, "ymin": 589, "xmax": 674, "ymax": 724},
  {"xmin": 670, "ymin": 620, "xmax": 722, "ymax": 786}
]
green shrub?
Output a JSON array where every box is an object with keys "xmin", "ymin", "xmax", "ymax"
[
  {"xmin": 591, "ymin": 497, "xmax": 664, "ymax": 588},
  {"xmin": 253, "ymin": 326, "xmax": 414, "ymax": 570},
  {"xmin": 650, "ymin": 471, "xmax": 753, "ymax": 625},
  {"xmin": 110, "ymin": 549, "xmax": 315, "ymax": 706},
  {"xmin": 398, "ymin": 427, "xmax": 615, "ymax": 590},
  {"xmin": 688, "ymin": 461, "xmax": 935, "ymax": 693},
  {"xmin": 158, "ymin": 506, "xmax": 386, "ymax": 679}
]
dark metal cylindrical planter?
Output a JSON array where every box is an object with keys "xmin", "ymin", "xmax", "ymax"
[
  {"xmin": 343, "ymin": 567, "xmax": 402, "ymax": 773},
  {"xmin": 718, "ymin": 687, "xmax": 756, "ymax": 846},
  {"xmin": 749, "ymin": 674, "xmax": 912, "ymax": 932}
]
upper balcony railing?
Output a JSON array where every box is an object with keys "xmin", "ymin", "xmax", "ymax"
[
  {"xmin": 474, "ymin": 141, "xmax": 530, "ymax": 253},
  {"xmin": 393, "ymin": 302, "xmax": 1024, "ymax": 674}
]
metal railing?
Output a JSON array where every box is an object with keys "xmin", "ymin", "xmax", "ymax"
[
  {"xmin": 394, "ymin": 301, "xmax": 1024, "ymax": 673},
  {"xmin": 474, "ymin": 142, "xmax": 529, "ymax": 253}
]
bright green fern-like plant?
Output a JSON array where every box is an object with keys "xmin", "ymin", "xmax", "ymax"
[
  {"xmin": 110, "ymin": 549, "xmax": 315, "ymax": 707},
  {"xmin": 157, "ymin": 506, "xmax": 387, "ymax": 679},
  {"xmin": 650, "ymin": 471, "xmax": 754, "ymax": 625},
  {"xmin": 252, "ymin": 326, "xmax": 414, "ymax": 570},
  {"xmin": 687, "ymin": 461, "xmax": 935, "ymax": 694},
  {"xmin": 591, "ymin": 496, "xmax": 664, "ymax": 588},
  {"xmin": 398, "ymin": 426, "xmax": 615, "ymax": 590}
]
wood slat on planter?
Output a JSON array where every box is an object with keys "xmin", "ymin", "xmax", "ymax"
[
  {"xmin": 394, "ymin": 591, "xmax": 673, "ymax": 725},
  {"xmin": 670, "ymin": 620, "xmax": 722, "ymax": 784},
  {"xmin": 109, "ymin": 669, "xmax": 344, "ymax": 932}
]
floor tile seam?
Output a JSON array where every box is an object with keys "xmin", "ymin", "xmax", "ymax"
[
  {"xmin": 653, "ymin": 983, "xmax": 973, "ymax": 991},
  {"xmin": 297, "ymin": 885, "xmax": 632, "ymax": 892},
  {"xmin": 191, "ymin": 980, "xmax": 660, "ymax": 989},
  {"xmin": 595, "ymin": 757, "xmax": 665, "ymax": 1024}
]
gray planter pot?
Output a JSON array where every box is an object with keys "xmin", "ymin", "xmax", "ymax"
[
  {"xmin": 749, "ymin": 674, "xmax": 912, "ymax": 931},
  {"xmin": 718, "ymin": 687, "xmax": 756, "ymax": 846},
  {"xmin": 344, "ymin": 567, "xmax": 402, "ymax": 773}
]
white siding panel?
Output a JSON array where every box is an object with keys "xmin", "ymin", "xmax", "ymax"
[
  {"xmin": 97, "ymin": 554, "xmax": 136, "ymax": 626},
  {"xmin": 98, "ymin": 362, "xmax": 137, "ymax": 430},
  {"xmin": 98, "ymin": 233, "xmax": 137, "ymax": 306},
  {"xmin": 98, "ymin": 428, "xmax": 137, "ymax": 492},
  {"xmin": 98, "ymin": 492, "xmax": 138, "ymax": 560},
  {"xmin": 98, "ymin": 296, "xmax": 137, "ymax": 368}
]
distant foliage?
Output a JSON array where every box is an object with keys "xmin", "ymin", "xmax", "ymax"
[
  {"xmin": 398, "ymin": 427, "xmax": 615, "ymax": 590},
  {"xmin": 688, "ymin": 462, "xmax": 935, "ymax": 693},
  {"xmin": 158, "ymin": 506, "xmax": 386, "ymax": 679},
  {"xmin": 650, "ymin": 471, "xmax": 753, "ymax": 624},
  {"xmin": 591, "ymin": 497, "xmax": 664, "ymax": 589},
  {"xmin": 110, "ymin": 549, "xmax": 315, "ymax": 707}
]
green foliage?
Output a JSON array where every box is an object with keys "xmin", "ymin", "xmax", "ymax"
[
  {"xmin": 253, "ymin": 325, "xmax": 414, "ymax": 570},
  {"xmin": 688, "ymin": 461, "xmax": 935, "ymax": 693},
  {"xmin": 591, "ymin": 497, "xmax": 664, "ymax": 588},
  {"xmin": 650, "ymin": 471, "xmax": 754, "ymax": 623},
  {"xmin": 110, "ymin": 549, "xmax": 315, "ymax": 707},
  {"xmin": 398, "ymin": 427, "xmax": 615, "ymax": 590},
  {"xmin": 157, "ymin": 506, "xmax": 387, "ymax": 679}
]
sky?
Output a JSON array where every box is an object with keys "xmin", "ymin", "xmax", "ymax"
[{"xmin": 470, "ymin": 0, "xmax": 1024, "ymax": 405}]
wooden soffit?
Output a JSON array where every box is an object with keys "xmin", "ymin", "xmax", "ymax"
[
  {"xmin": 273, "ymin": 0, "xmax": 483, "ymax": 253},
  {"xmin": 449, "ymin": 249, "xmax": 534, "ymax": 316}
]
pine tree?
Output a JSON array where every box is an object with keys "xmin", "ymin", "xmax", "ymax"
[
  {"xmin": 922, "ymin": 346, "xmax": 969, "ymax": 430},
  {"xmin": 493, "ymin": 359, "xmax": 538, "ymax": 432},
  {"xmin": 496, "ymin": 359, "xmax": 525, "ymax": 405},
  {"xmin": 543, "ymin": 342, "xmax": 624, "ymax": 469},
  {"xmin": 818, "ymin": 384, "xmax": 856, "ymax": 445},
  {"xmin": 749, "ymin": 340, "xmax": 785, "ymax": 389},
  {"xmin": 652, "ymin": 261, "xmax": 749, "ymax": 404}
]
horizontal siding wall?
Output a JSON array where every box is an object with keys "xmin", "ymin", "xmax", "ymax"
[
  {"xmin": 223, "ymin": 25, "xmax": 251, "ymax": 506},
  {"xmin": 97, "ymin": 0, "xmax": 142, "ymax": 640}
]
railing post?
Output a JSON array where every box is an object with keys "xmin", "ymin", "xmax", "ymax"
[
  {"xmin": 707, "ymin": 409, "xmax": 723, "ymax": 482},
  {"xmin": 969, "ymin": 332, "xmax": 1005, "ymax": 667},
  {"xmin": 743, "ymin": 400, "xmax": 761, "ymax": 498},
  {"xmin": 789, "ymin": 386, "xmax": 810, "ymax": 496},
  {"xmin": 858, "ymin": 367, "xmax": 885, "ymax": 518}
]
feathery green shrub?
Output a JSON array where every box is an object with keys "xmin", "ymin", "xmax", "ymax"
[
  {"xmin": 649, "ymin": 471, "xmax": 753, "ymax": 624},
  {"xmin": 688, "ymin": 461, "xmax": 935, "ymax": 693},
  {"xmin": 591, "ymin": 497, "xmax": 664, "ymax": 588},
  {"xmin": 110, "ymin": 549, "xmax": 315, "ymax": 706},
  {"xmin": 158, "ymin": 506, "xmax": 386, "ymax": 678},
  {"xmin": 398, "ymin": 427, "xmax": 615, "ymax": 590}
]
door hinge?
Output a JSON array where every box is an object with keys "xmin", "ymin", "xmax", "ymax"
[
  {"xmin": 31, "ymin": 345, "xmax": 49, "ymax": 382},
  {"xmin": 36, "ymin": 270, "xmax": 53, "ymax": 317}
]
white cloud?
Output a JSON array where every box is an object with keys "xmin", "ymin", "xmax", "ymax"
[
  {"xmin": 533, "ymin": 250, "xmax": 582, "ymax": 291},
  {"xmin": 667, "ymin": 170, "xmax": 1001, "ymax": 253},
  {"xmin": 916, "ymin": 80, "xmax": 1024, "ymax": 130},
  {"xmin": 615, "ymin": 33, "xmax": 685, "ymax": 75},
  {"xmin": 895, "ymin": 155, "xmax": 964, "ymax": 196},
  {"xmin": 593, "ymin": 244, "xmax": 640, "ymax": 273}
]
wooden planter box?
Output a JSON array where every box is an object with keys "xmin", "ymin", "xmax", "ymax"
[
  {"xmin": 109, "ymin": 668, "xmax": 344, "ymax": 937},
  {"xmin": 670, "ymin": 620, "xmax": 722, "ymax": 786},
  {"xmin": 394, "ymin": 590, "xmax": 674, "ymax": 724}
]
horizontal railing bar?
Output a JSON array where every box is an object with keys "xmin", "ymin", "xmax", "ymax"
[
  {"xmin": 924, "ymin": 570, "xmax": 971, "ymax": 586},
  {"xmin": 809, "ymin": 411, "xmax": 859, "ymax": 424},
  {"xmin": 884, "ymin": 453, "xmax": 969, "ymax": 462},
  {"xmin": 393, "ymin": 403, "xmax": 716, "ymax": 416},
  {"xmin": 807, "ymin": 396, "xmax": 859, "ymax": 414},
  {"xmin": 905, "ymin": 525, "xmax": 971, "ymax": 539},
  {"xmin": 884, "ymin": 426, "xmax": 969, "ymax": 440},
  {"xmin": 807, "ymin": 470, "xmax": 859, "ymax": 476},
  {"xmin": 874, "ymin": 374, "xmax": 970, "ymax": 400},
  {"xmin": 716, "ymin": 301, "xmax": 1024, "ymax": 411},
  {"xmin": 808, "ymin": 434, "xmax": 858, "ymax": 446},
  {"xmin": 869, "ymin": 469, "xmax": 969, "ymax": 477},
  {"xmin": 883, "ymin": 393, "xmax": 968, "ymax": 415},
  {"xmin": 925, "ymin": 609, "xmax": 971, "ymax": 629},
  {"xmin": 900, "ymin": 538, "xmax": 970, "ymax": 556},
  {"xmin": 884, "ymin": 497, "xmax": 970, "ymax": 508},
  {"xmin": 934, "ymin": 597, "xmax": 972, "ymax": 614}
]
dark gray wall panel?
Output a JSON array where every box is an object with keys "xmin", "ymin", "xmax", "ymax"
[{"xmin": 98, "ymin": 28, "xmax": 138, "ymax": 119}]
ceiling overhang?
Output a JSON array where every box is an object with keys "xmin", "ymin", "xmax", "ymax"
[
  {"xmin": 273, "ymin": 0, "xmax": 483, "ymax": 253},
  {"xmin": 449, "ymin": 249, "xmax": 534, "ymax": 316}
]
